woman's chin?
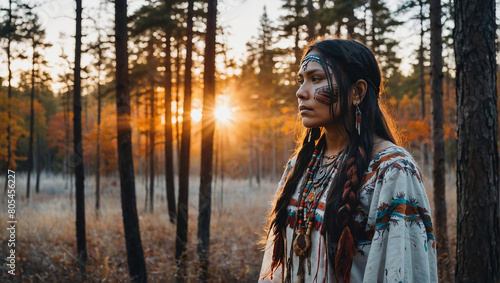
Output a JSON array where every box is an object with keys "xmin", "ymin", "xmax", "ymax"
[{"xmin": 301, "ymin": 120, "xmax": 319, "ymax": 128}]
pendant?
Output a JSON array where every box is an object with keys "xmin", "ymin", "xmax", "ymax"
[
  {"xmin": 293, "ymin": 233, "xmax": 311, "ymax": 257},
  {"xmin": 308, "ymin": 192, "xmax": 315, "ymax": 201},
  {"xmin": 314, "ymin": 167, "xmax": 326, "ymax": 183}
]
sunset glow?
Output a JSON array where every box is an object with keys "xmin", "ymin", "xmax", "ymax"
[{"xmin": 214, "ymin": 105, "xmax": 232, "ymax": 122}]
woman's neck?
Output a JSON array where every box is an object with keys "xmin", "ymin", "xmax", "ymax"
[{"xmin": 323, "ymin": 126, "xmax": 348, "ymax": 156}]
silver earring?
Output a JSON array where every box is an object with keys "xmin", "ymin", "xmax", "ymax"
[{"xmin": 308, "ymin": 129, "xmax": 312, "ymax": 142}]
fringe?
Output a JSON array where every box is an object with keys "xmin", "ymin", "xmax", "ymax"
[
  {"xmin": 314, "ymin": 220, "xmax": 323, "ymax": 231},
  {"xmin": 334, "ymin": 227, "xmax": 356, "ymax": 283},
  {"xmin": 286, "ymin": 215, "xmax": 297, "ymax": 229}
]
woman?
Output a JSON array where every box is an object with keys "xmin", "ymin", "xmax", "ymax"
[{"xmin": 259, "ymin": 39, "xmax": 437, "ymax": 283}]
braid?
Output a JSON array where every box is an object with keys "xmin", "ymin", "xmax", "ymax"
[
  {"xmin": 337, "ymin": 157, "xmax": 359, "ymax": 227},
  {"xmin": 334, "ymin": 156, "xmax": 360, "ymax": 283}
]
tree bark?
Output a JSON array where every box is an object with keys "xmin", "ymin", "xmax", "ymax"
[
  {"xmin": 115, "ymin": 0, "xmax": 148, "ymax": 281},
  {"xmin": 429, "ymin": 0, "xmax": 451, "ymax": 281},
  {"xmin": 454, "ymin": 0, "xmax": 499, "ymax": 281},
  {"xmin": 176, "ymin": 0, "xmax": 194, "ymax": 280},
  {"xmin": 74, "ymin": 0, "xmax": 87, "ymax": 273},
  {"xmin": 198, "ymin": 0, "xmax": 217, "ymax": 280}
]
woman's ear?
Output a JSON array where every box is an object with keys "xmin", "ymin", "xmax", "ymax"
[{"xmin": 352, "ymin": 79, "xmax": 368, "ymax": 105}]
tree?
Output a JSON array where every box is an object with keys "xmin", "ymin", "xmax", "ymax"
[
  {"xmin": 74, "ymin": 0, "xmax": 87, "ymax": 273},
  {"xmin": 306, "ymin": 0, "xmax": 314, "ymax": 40},
  {"xmin": 115, "ymin": 0, "xmax": 147, "ymax": 281},
  {"xmin": 429, "ymin": 0, "xmax": 451, "ymax": 280},
  {"xmin": 147, "ymin": 36, "xmax": 156, "ymax": 213},
  {"xmin": 368, "ymin": 0, "xmax": 401, "ymax": 78},
  {"xmin": 198, "ymin": 0, "xmax": 217, "ymax": 280},
  {"xmin": 176, "ymin": 0, "xmax": 194, "ymax": 280},
  {"xmin": 418, "ymin": 0, "xmax": 427, "ymax": 120},
  {"xmin": 163, "ymin": 0, "xmax": 177, "ymax": 224},
  {"xmin": 25, "ymin": 10, "xmax": 50, "ymax": 198},
  {"xmin": 129, "ymin": 0, "xmax": 179, "ymax": 215},
  {"xmin": 87, "ymin": 0, "xmax": 112, "ymax": 216},
  {"xmin": 280, "ymin": 0, "xmax": 306, "ymax": 66},
  {"xmin": 1, "ymin": 0, "xmax": 18, "ymax": 193},
  {"xmin": 454, "ymin": 0, "xmax": 499, "ymax": 281}
]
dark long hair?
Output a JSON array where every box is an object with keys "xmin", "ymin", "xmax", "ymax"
[{"xmin": 265, "ymin": 39, "xmax": 400, "ymax": 282}]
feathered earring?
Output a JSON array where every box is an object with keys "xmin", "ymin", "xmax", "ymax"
[{"xmin": 355, "ymin": 105, "xmax": 362, "ymax": 135}]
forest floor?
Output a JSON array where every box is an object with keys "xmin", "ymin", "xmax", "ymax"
[{"xmin": 0, "ymin": 166, "xmax": 457, "ymax": 282}]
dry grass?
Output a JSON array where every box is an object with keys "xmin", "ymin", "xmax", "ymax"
[
  {"xmin": 0, "ymin": 174, "xmax": 277, "ymax": 282},
  {"xmin": 0, "ymin": 166, "xmax": 458, "ymax": 282}
]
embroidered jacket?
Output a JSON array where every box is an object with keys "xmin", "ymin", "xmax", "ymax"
[{"xmin": 259, "ymin": 145, "xmax": 438, "ymax": 283}]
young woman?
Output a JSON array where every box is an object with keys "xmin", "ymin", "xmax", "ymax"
[{"xmin": 259, "ymin": 39, "xmax": 437, "ymax": 283}]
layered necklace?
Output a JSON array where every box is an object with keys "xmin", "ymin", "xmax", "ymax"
[{"xmin": 292, "ymin": 146, "xmax": 344, "ymax": 282}]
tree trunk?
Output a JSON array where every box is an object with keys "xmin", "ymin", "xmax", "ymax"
[
  {"xmin": 4, "ymin": 0, "xmax": 12, "ymax": 195},
  {"xmin": 148, "ymin": 38, "xmax": 155, "ymax": 213},
  {"xmin": 27, "ymin": 39, "xmax": 36, "ymax": 200},
  {"xmin": 306, "ymin": 0, "xmax": 315, "ymax": 40},
  {"xmin": 454, "ymin": 0, "xmax": 499, "ymax": 281},
  {"xmin": 176, "ymin": 1, "xmax": 194, "ymax": 280},
  {"xmin": 294, "ymin": 26, "xmax": 300, "ymax": 66},
  {"xmin": 272, "ymin": 129, "xmax": 277, "ymax": 181},
  {"xmin": 96, "ymin": 76, "xmax": 102, "ymax": 215},
  {"xmin": 419, "ymin": 0, "xmax": 426, "ymax": 120},
  {"xmin": 74, "ymin": 0, "xmax": 87, "ymax": 273},
  {"xmin": 248, "ymin": 132, "xmax": 253, "ymax": 188},
  {"xmin": 163, "ymin": 3, "xmax": 176, "ymax": 224},
  {"xmin": 198, "ymin": 0, "xmax": 217, "ymax": 280},
  {"xmin": 144, "ymin": 99, "xmax": 149, "ymax": 212},
  {"xmin": 175, "ymin": 40, "xmax": 182, "ymax": 159},
  {"xmin": 115, "ymin": 1, "xmax": 148, "ymax": 282},
  {"xmin": 370, "ymin": 0, "xmax": 377, "ymax": 52},
  {"xmin": 64, "ymin": 90, "xmax": 70, "ymax": 191},
  {"xmin": 429, "ymin": 0, "xmax": 451, "ymax": 281},
  {"xmin": 35, "ymin": 134, "xmax": 41, "ymax": 193}
]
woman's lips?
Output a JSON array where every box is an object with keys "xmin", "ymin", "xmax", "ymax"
[{"xmin": 299, "ymin": 105, "xmax": 313, "ymax": 115}]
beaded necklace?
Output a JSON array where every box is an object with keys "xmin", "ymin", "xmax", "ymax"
[{"xmin": 292, "ymin": 146, "xmax": 344, "ymax": 282}]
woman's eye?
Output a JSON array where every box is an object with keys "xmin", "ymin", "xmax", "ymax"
[
  {"xmin": 312, "ymin": 76, "xmax": 322, "ymax": 82},
  {"xmin": 297, "ymin": 78, "xmax": 304, "ymax": 85}
]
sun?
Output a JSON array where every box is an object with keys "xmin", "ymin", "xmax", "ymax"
[{"xmin": 214, "ymin": 105, "xmax": 231, "ymax": 122}]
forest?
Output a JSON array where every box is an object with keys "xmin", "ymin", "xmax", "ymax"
[{"xmin": 0, "ymin": 0, "xmax": 498, "ymax": 282}]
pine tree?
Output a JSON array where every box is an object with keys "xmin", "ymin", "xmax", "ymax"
[
  {"xmin": 280, "ymin": 0, "xmax": 306, "ymax": 66},
  {"xmin": 74, "ymin": 0, "xmax": 87, "ymax": 274},
  {"xmin": 198, "ymin": 0, "xmax": 217, "ymax": 280},
  {"xmin": 176, "ymin": 0, "xmax": 194, "ymax": 280},
  {"xmin": 115, "ymin": 0, "xmax": 147, "ymax": 281},
  {"xmin": 429, "ymin": 0, "xmax": 451, "ymax": 280},
  {"xmin": 454, "ymin": 0, "xmax": 499, "ymax": 281},
  {"xmin": 163, "ymin": 0, "xmax": 177, "ymax": 224}
]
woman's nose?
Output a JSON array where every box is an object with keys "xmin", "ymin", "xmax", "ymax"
[{"xmin": 296, "ymin": 84, "xmax": 309, "ymax": 100}]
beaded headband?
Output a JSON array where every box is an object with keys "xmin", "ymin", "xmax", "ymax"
[{"xmin": 301, "ymin": 53, "xmax": 323, "ymax": 71}]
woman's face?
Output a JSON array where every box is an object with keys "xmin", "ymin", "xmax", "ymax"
[{"xmin": 296, "ymin": 52, "xmax": 340, "ymax": 129}]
